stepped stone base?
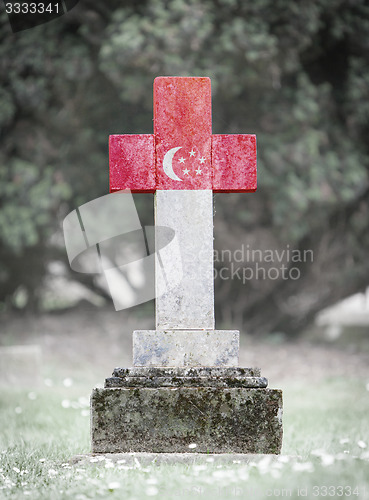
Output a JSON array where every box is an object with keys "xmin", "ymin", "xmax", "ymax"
[{"xmin": 91, "ymin": 367, "xmax": 283, "ymax": 454}]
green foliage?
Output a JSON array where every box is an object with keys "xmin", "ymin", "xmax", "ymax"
[
  {"xmin": 0, "ymin": 0, "xmax": 368, "ymax": 321},
  {"xmin": 0, "ymin": 160, "xmax": 71, "ymax": 253},
  {"xmin": 98, "ymin": 0, "xmax": 369, "ymax": 244}
]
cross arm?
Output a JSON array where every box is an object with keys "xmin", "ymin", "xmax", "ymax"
[
  {"xmin": 212, "ymin": 134, "xmax": 257, "ymax": 193},
  {"xmin": 109, "ymin": 134, "xmax": 156, "ymax": 193}
]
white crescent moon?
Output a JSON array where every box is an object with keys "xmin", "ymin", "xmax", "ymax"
[{"xmin": 163, "ymin": 147, "xmax": 183, "ymax": 182}]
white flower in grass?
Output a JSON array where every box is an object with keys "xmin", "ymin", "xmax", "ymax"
[
  {"xmin": 108, "ymin": 482, "xmax": 121, "ymax": 491},
  {"xmin": 256, "ymin": 455, "xmax": 272, "ymax": 473},
  {"xmin": 271, "ymin": 468, "xmax": 281, "ymax": 479},
  {"xmin": 339, "ymin": 438, "xmax": 349, "ymax": 444},
  {"xmin": 13, "ymin": 467, "xmax": 20, "ymax": 474},
  {"xmin": 358, "ymin": 440, "xmax": 367, "ymax": 449},
  {"xmin": 188, "ymin": 443, "xmax": 197, "ymax": 449},
  {"xmin": 212, "ymin": 469, "xmax": 226, "ymax": 478},
  {"xmin": 336, "ymin": 453, "xmax": 350, "ymax": 460},
  {"xmin": 15, "ymin": 407, "xmax": 22, "ymax": 414},
  {"xmin": 39, "ymin": 459, "xmax": 46, "ymax": 463},
  {"xmin": 272, "ymin": 461, "xmax": 283, "ymax": 470},
  {"xmin": 89, "ymin": 458, "xmax": 99, "ymax": 463},
  {"xmin": 81, "ymin": 410, "xmax": 89, "ymax": 417},
  {"xmin": 24, "ymin": 491, "xmax": 31, "ymax": 496},
  {"xmin": 193, "ymin": 464, "xmax": 207, "ymax": 472},
  {"xmin": 292, "ymin": 462, "xmax": 314, "ymax": 472},
  {"xmin": 116, "ymin": 459, "xmax": 126, "ymax": 464},
  {"xmin": 78, "ymin": 396, "xmax": 89, "ymax": 406},
  {"xmin": 104, "ymin": 462, "xmax": 114, "ymax": 469},
  {"xmin": 4, "ymin": 477, "xmax": 14, "ymax": 487},
  {"xmin": 48, "ymin": 469, "xmax": 58, "ymax": 477},
  {"xmin": 311, "ymin": 449, "xmax": 325, "ymax": 457},
  {"xmin": 238, "ymin": 468, "xmax": 249, "ymax": 481},
  {"xmin": 366, "ymin": 382, "xmax": 369, "ymax": 391},
  {"xmin": 321, "ymin": 454, "xmax": 335, "ymax": 466},
  {"xmin": 206, "ymin": 457, "xmax": 214, "ymax": 463},
  {"xmin": 212, "ymin": 469, "xmax": 238, "ymax": 481},
  {"xmin": 61, "ymin": 400, "xmax": 70, "ymax": 409},
  {"xmin": 63, "ymin": 378, "xmax": 73, "ymax": 387},
  {"xmin": 27, "ymin": 392, "xmax": 37, "ymax": 400},
  {"xmin": 146, "ymin": 486, "xmax": 159, "ymax": 496},
  {"xmin": 146, "ymin": 477, "xmax": 158, "ymax": 485}
]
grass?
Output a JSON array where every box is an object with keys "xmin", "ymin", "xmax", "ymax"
[{"xmin": 0, "ymin": 378, "xmax": 369, "ymax": 499}]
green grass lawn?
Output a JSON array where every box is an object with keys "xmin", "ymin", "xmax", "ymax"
[{"xmin": 0, "ymin": 378, "xmax": 368, "ymax": 499}]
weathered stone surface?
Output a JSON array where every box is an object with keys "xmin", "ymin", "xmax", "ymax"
[
  {"xmin": 133, "ymin": 330, "xmax": 238, "ymax": 366},
  {"xmin": 154, "ymin": 77, "xmax": 212, "ymax": 191},
  {"xmin": 109, "ymin": 77, "xmax": 257, "ymax": 194},
  {"xmin": 113, "ymin": 367, "xmax": 261, "ymax": 377},
  {"xmin": 109, "ymin": 134, "xmax": 156, "ymax": 193},
  {"xmin": 92, "ymin": 77, "xmax": 278, "ymax": 456},
  {"xmin": 155, "ymin": 190, "xmax": 215, "ymax": 330},
  {"xmin": 212, "ymin": 134, "xmax": 257, "ymax": 193},
  {"xmin": 105, "ymin": 375, "xmax": 268, "ymax": 389},
  {"xmin": 91, "ymin": 387, "xmax": 283, "ymax": 454}
]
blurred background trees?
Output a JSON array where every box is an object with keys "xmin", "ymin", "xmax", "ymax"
[{"xmin": 0, "ymin": 0, "xmax": 368, "ymax": 335}]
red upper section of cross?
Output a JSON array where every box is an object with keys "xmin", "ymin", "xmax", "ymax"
[{"xmin": 109, "ymin": 77, "xmax": 257, "ymax": 193}]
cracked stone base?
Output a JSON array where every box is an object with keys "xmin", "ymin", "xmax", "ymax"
[{"xmin": 91, "ymin": 378, "xmax": 283, "ymax": 454}]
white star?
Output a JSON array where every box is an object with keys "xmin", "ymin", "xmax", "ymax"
[
  {"xmin": 189, "ymin": 150, "xmax": 195, "ymax": 157},
  {"xmin": 179, "ymin": 157, "xmax": 185, "ymax": 163},
  {"xmin": 183, "ymin": 168, "xmax": 190, "ymax": 175},
  {"xmin": 195, "ymin": 168, "xmax": 202, "ymax": 175},
  {"xmin": 199, "ymin": 157, "xmax": 206, "ymax": 164}
]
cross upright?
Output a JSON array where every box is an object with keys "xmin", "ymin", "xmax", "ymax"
[
  {"xmin": 91, "ymin": 77, "xmax": 282, "ymax": 455},
  {"xmin": 109, "ymin": 77, "xmax": 256, "ymax": 366}
]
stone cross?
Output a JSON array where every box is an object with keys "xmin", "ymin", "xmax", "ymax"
[
  {"xmin": 91, "ymin": 77, "xmax": 283, "ymax": 455},
  {"xmin": 109, "ymin": 77, "xmax": 256, "ymax": 367}
]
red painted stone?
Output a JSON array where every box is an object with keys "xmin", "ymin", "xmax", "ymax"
[
  {"xmin": 212, "ymin": 134, "xmax": 257, "ymax": 193},
  {"xmin": 109, "ymin": 134, "xmax": 155, "ymax": 193},
  {"xmin": 154, "ymin": 77, "xmax": 212, "ymax": 190},
  {"xmin": 109, "ymin": 77, "xmax": 257, "ymax": 193}
]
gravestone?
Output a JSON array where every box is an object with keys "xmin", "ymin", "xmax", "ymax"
[{"xmin": 91, "ymin": 77, "xmax": 283, "ymax": 453}]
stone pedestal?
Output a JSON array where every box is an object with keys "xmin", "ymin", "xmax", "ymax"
[
  {"xmin": 133, "ymin": 330, "xmax": 239, "ymax": 367},
  {"xmin": 91, "ymin": 365, "xmax": 283, "ymax": 454},
  {"xmin": 76, "ymin": 76, "xmax": 282, "ymax": 455}
]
